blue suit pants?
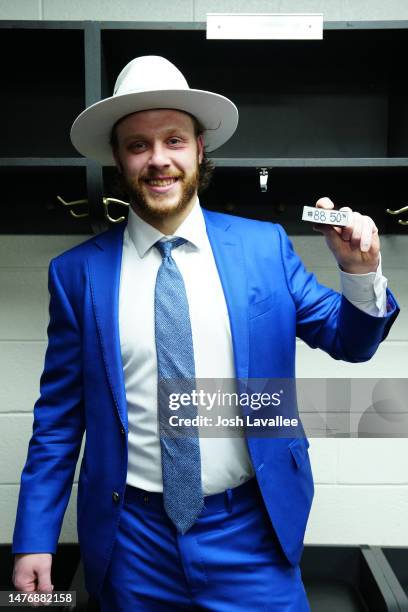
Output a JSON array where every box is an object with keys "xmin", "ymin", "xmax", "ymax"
[{"xmin": 99, "ymin": 478, "xmax": 310, "ymax": 611}]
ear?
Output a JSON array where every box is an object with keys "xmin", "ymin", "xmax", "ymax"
[{"xmin": 197, "ymin": 135, "xmax": 204, "ymax": 164}]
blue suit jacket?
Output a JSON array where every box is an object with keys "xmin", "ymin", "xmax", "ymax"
[{"xmin": 13, "ymin": 209, "xmax": 399, "ymax": 596}]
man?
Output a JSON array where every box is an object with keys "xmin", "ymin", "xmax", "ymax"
[{"xmin": 12, "ymin": 56, "xmax": 399, "ymax": 610}]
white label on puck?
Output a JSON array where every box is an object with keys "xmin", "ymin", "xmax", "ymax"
[{"xmin": 302, "ymin": 206, "xmax": 351, "ymax": 226}]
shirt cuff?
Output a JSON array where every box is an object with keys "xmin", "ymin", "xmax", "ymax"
[{"xmin": 339, "ymin": 252, "xmax": 388, "ymax": 317}]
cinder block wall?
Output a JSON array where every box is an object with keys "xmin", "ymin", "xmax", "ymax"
[
  {"xmin": 1, "ymin": 0, "xmax": 408, "ymax": 548},
  {"xmin": 5, "ymin": 0, "xmax": 408, "ymax": 22},
  {"xmin": 294, "ymin": 236, "xmax": 408, "ymax": 546}
]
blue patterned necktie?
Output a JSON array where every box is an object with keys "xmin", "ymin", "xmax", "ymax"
[{"xmin": 154, "ymin": 237, "xmax": 204, "ymax": 534}]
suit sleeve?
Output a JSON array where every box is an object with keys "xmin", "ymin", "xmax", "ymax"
[
  {"xmin": 12, "ymin": 259, "xmax": 85, "ymax": 553},
  {"xmin": 276, "ymin": 224, "xmax": 400, "ymax": 362}
]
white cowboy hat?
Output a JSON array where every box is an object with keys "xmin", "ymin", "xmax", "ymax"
[{"xmin": 70, "ymin": 55, "xmax": 239, "ymax": 165}]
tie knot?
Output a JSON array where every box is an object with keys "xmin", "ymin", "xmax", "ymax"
[{"xmin": 155, "ymin": 237, "xmax": 187, "ymax": 260}]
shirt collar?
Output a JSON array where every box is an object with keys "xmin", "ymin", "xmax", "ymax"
[{"xmin": 126, "ymin": 197, "xmax": 207, "ymax": 258}]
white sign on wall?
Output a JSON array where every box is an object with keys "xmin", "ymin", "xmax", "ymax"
[{"xmin": 206, "ymin": 13, "xmax": 324, "ymax": 40}]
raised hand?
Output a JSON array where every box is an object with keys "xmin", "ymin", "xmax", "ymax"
[{"xmin": 313, "ymin": 197, "xmax": 380, "ymax": 274}]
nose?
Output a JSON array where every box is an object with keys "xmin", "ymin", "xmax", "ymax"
[{"xmin": 148, "ymin": 142, "xmax": 170, "ymax": 168}]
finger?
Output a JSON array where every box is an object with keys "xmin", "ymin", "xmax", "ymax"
[
  {"xmin": 32, "ymin": 576, "xmax": 53, "ymax": 608},
  {"xmin": 37, "ymin": 566, "xmax": 53, "ymax": 594},
  {"xmin": 360, "ymin": 216, "xmax": 375, "ymax": 252},
  {"xmin": 324, "ymin": 206, "xmax": 351, "ymax": 235},
  {"xmin": 339, "ymin": 210, "xmax": 357, "ymax": 242},
  {"xmin": 312, "ymin": 223, "xmax": 335, "ymax": 236},
  {"xmin": 13, "ymin": 570, "xmax": 37, "ymax": 592},
  {"xmin": 315, "ymin": 196, "xmax": 334, "ymax": 209},
  {"xmin": 349, "ymin": 213, "xmax": 364, "ymax": 250}
]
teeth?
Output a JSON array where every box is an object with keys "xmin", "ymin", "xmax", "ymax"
[{"xmin": 147, "ymin": 178, "xmax": 177, "ymax": 186}]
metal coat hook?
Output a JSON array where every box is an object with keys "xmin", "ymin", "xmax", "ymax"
[
  {"xmin": 57, "ymin": 195, "xmax": 89, "ymax": 219},
  {"xmin": 386, "ymin": 204, "xmax": 408, "ymax": 226},
  {"xmin": 102, "ymin": 197, "xmax": 130, "ymax": 223},
  {"xmin": 57, "ymin": 195, "xmax": 130, "ymax": 223},
  {"xmin": 259, "ymin": 168, "xmax": 268, "ymax": 192}
]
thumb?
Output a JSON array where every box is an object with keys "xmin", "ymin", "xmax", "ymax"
[
  {"xmin": 313, "ymin": 223, "xmax": 342, "ymax": 236},
  {"xmin": 313, "ymin": 224, "xmax": 342, "ymax": 239},
  {"xmin": 36, "ymin": 566, "xmax": 53, "ymax": 593}
]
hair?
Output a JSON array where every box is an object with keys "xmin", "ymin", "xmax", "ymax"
[{"xmin": 109, "ymin": 111, "xmax": 214, "ymax": 194}]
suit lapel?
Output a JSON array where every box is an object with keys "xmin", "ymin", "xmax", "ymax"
[
  {"xmin": 203, "ymin": 210, "xmax": 249, "ymax": 381},
  {"xmin": 86, "ymin": 210, "xmax": 250, "ymax": 429},
  {"xmin": 88, "ymin": 224, "xmax": 128, "ymax": 431}
]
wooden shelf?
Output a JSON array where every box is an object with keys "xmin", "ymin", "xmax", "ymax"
[
  {"xmin": 0, "ymin": 158, "xmax": 87, "ymax": 167},
  {"xmin": 1, "ymin": 19, "xmax": 408, "ymax": 233},
  {"xmin": 212, "ymin": 158, "xmax": 408, "ymax": 168}
]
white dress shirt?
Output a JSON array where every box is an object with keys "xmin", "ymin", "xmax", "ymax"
[
  {"xmin": 340, "ymin": 253, "xmax": 387, "ymax": 317},
  {"xmin": 119, "ymin": 200, "xmax": 388, "ymax": 494}
]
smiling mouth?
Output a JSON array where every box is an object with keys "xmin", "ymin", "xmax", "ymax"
[{"xmin": 144, "ymin": 177, "xmax": 180, "ymax": 187}]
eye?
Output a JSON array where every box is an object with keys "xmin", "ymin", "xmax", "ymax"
[
  {"xmin": 128, "ymin": 141, "xmax": 147, "ymax": 152},
  {"xmin": 167, "ymin": 137, "xmax": 184, "ymax": 146}
]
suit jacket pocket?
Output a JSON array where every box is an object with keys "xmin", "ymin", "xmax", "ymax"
[
  {"xmin": 249, "ymin": 294, "xmax": 277, "ymax": 320},
  {"xmin": 288, "ymin": 438, "xmax": 310, "ymax": 469}
]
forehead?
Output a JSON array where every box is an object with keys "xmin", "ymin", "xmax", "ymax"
[{"xmin": 115, "ymin": 109, "xmax": 195, "ymax": 136}]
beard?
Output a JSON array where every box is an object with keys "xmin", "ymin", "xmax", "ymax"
[{"xmin": 120, "ymin": 162, "xmax": 200, "ymax": 221}]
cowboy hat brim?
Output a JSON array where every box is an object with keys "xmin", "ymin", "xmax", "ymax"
[{"xmin": 70, "ymin": 88, "xmax": 239, "ymax": 165}]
